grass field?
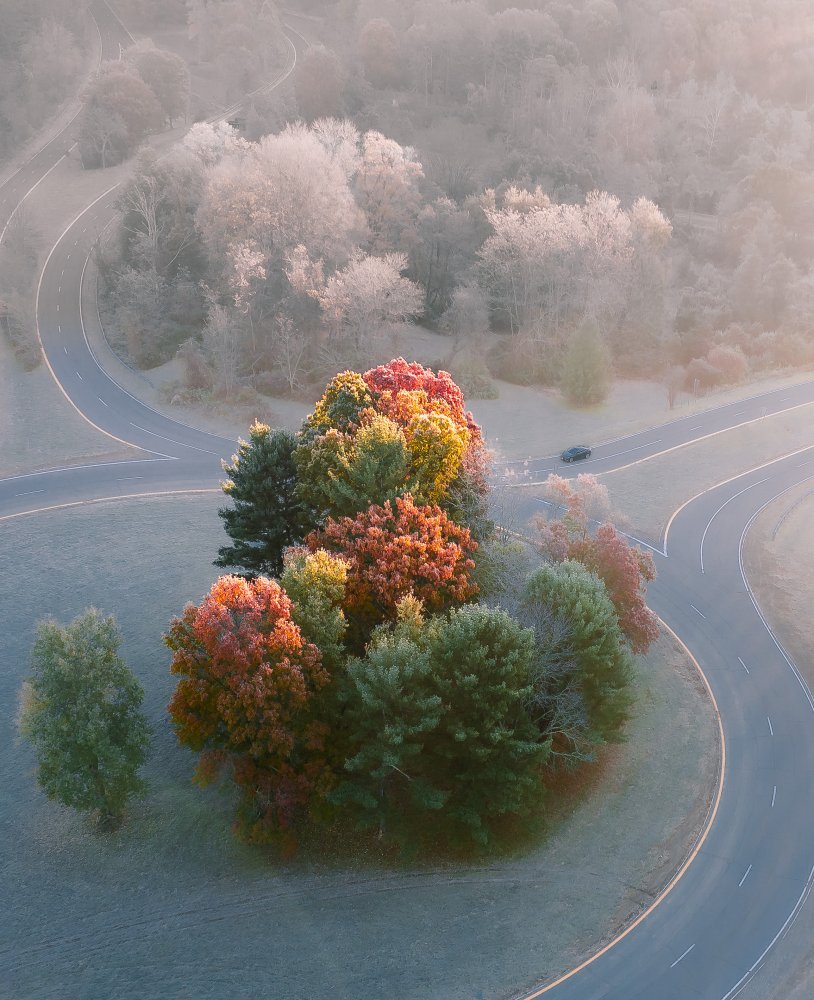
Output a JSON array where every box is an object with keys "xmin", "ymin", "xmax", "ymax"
[{"xmin": 1, "ymin": 494, "xmax": 717, "ymax": 1000}]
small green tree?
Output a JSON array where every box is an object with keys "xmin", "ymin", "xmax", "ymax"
[
  {"xmin": 523, "ymin": 562, "xmax": 633, "ymax": 742},
  {"xmin": 18, "ymin": 609, "xmax": 150, "ymax": 830},
  {"xmin": 280, "ymin": 547, "xmax": 348, "ymax": 674},
  {"xmin": 560, "ymin": 319, "xmax": 612, "ymax": 405},
  {"xmin": 216, "ymin": 422, "xmax": 314, "ymax": 578}
]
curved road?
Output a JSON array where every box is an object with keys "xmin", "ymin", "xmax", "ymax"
[
  {"xmin": 4, "ymin": 11, "xmax": 814, "ymax": 1000},
  {"xmin": 0, "ymin": 1, "xmax": 134, "ymax": 245}
]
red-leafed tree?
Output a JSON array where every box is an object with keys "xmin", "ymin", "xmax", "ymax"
[
  {"xmin": 535, "ymin": 474, "xmax": 658, "ymax": 654},
  {"xmin": 363, "ymin": 357, "xmax": 468, "ymax": 425},
  {"xmin": 165, "ymin": 575, "xmax": 331, "ymax": 842},
  {"xmin": 306, "ymin": 493, "xmax": 478, "ymax": 643}
]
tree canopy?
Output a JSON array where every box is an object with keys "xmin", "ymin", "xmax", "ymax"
[{"xmin": 19, "ymin": 609, "xmax": 150, "ymax": 830}]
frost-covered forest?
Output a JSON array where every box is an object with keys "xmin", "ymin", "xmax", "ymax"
[{"xmin": 93, "ymin": 0, "xmax": 814, "ymax": 404}]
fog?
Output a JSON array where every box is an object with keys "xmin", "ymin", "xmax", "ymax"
[{"xmin": 2, "ymin": 0, "xmax": 813, "ymax": 403}]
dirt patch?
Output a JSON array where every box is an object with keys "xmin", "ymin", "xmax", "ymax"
[{"xmin": 1, "ymin": 494, "xmax": 719, "ymax": 1000}]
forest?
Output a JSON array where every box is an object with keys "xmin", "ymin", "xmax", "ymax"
[{"xmin": 7, "ymin": 0, "xmax": 814, "ymax": 404}]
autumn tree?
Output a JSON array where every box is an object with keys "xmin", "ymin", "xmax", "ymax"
[
  {"xmin": 280, "ymin": 548, "xmax": 348, "ymax": 674},
  {"xmin": 295, "ymin": 414, "xmax": 411, "ymax": 521},
  {"xmin": 306, "ymin": 493, "xmax": 478, "ymax": 644},
  {"xmin": 535, "ymin": 474, "xmax": 658, "ymax": 654},
  {"xmin": 523, "ymin": 562, "xmax": 633, "ymax": 742},
  {"xmin": 166, "ymin": 575, "xmax": 330, "ymax": 841},
  {"xmin": 216, "ymin": 423, "xmax": 314, "ymax": 578},
  {"xmin": 18, "ymin": 609, "xmax": 150, "ymax": 831}
]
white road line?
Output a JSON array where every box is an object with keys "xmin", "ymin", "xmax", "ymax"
[
  {"xmin": 772, "ymin": 786, "xmax": 776, "ymax": 808},
  {"xmin": 98, "ymin": 397, "xmax": 108, "ymax": 406},
  {"xmin": 115, "ymin": 477, "xmax": 144, "ymax": 481},
  {"xmin": 128, "ymin": 421, "xmax": 222, "ymax": 456},
  {"xmin": 738, "ymin": 657, "xmax": 750, "ymax": 674},
  {"xmin": 0, "ymin": 151, "xmax": 68, "ymax": 244},
  {"xmin": 62, "ymin": 346, "xmax": 67, "ymax": 354},
  {"xmin": 58, "ymin": 325, "xmax": 61, "ymax": 333},
  {"xmin": 58, "ymin": 285, "xmax": 61, "ymax": 293},
  {"xmin": 721, "ymin": 863, "xmax": 814, "ymax": 1000},
  {"xmin": 603, "ymin": 439, "xmax": 662, "ymax": 462},
  {"xmin": 670, "ymin": 943, "xmax": 695, "ymax": 969},
  {"xmin": 689, "ymin": 425, "xmax": 702, "ymax": 430},
  {"xmin": 56, "ymin": 303, "xmax": 59, "ymax": 311},
  {"xmin": 767, "ymin": 717, "xmax": 774, "ymax": 736},
  {"xmin": 76, "ymin": 371, "xmax": 83, "ymax": 380},
  {"xmin": 690, "ymin": 604, "xmax": 706, "ymax": 619},
  {"xmin": 14, "ymin": 490, "xmax": 45, "ymax": 497},
  {"xmin": 733, "ymin": 410, "xmax": 746, "ymax": 415},
  {"xmin": 700, "ymin": 478, "xmax": 770, "ymax": 572},
  {"xmin": 616, "ymin": 528, "xmax": 664, "ymax": 555},
  {"xmin": 60, "ymin": 269, "xmax": 64, "ymax": 278},
  {"xmin": 739, "ymin": 865, "xmax": 753, "ymax": 887},
  {"xmin": 739, "ymin": 487, "xmax": 814, "ymax": 715}
]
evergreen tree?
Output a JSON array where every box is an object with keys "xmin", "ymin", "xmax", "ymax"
[
  {"xmin": 216, "ymin": 422, "xmax": 314, "ymax": 578},
  {"xmin": 18, "ymin": 609, "xmax": 151, "ymax": 831},
  {"xmin": 560, "ymin": 318, "xmax": 612, "ymax": 405},
  {"xmin": 425, "ymin": 604, "xmax": 548, "ymax": 845},
  {"xmin": 335, "ymin": 602, "xmax": 548, "ymax": 849},
  {"xmin": 523, "ymin": 562, "xmax": 633, "ymax": 742},
  {"xmin": 332, "ymin": 626, "xmax": 445, "ymax": 844}
]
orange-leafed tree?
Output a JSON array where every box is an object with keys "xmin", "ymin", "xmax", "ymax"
[
  {"xmin": 165, "ymin": 575, "xmax": 331, "ymax": 842},
  {"xmin": 535, "ymin": 474, "xmax": 659, "ymax": 654},
  {"xmin": 306, "ymin": 493, "xmax": 478, "ymax": 644}
]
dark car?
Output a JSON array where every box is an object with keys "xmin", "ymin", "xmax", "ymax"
[{"xmin": 560, "ymin": 445, "xmax": 592, "ymax": 463}]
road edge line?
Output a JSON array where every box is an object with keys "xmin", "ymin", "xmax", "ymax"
[{"xmin": 515, "ymin": 618, "xmax": 726, "ymax": 1000}]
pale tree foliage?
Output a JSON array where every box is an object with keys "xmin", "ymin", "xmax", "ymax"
[
  {"xmin": 197, "ymin": 124, "xmax": 364, "ymax": 293},
  {"xmin": 478, "ymin": 188, "xmax": 669, "ymax": 345},
  {"xmin": 202, "ymin": 300, "xmax": 240, "ymax": 396},
  {"xmin": 309, "ymin": 251, "xmax": 423, "ymax": 348},
  {"xmin": 182, "ymin": 120, "xmax": 250, "ymax": 168},
  {"xmin": 311, "ymin": 117, "xmax": 360, "ymax": 182},
  {"xmin": 354, "ymin": 131, "xmax": 424, "ymax": 253},
  {"xmin": 268, "ymin": 315, "xmax": 309, "ymax": 393},
  {"xmin": 227, "ymin": 241, "xmax": 267, "ymax": 312}
]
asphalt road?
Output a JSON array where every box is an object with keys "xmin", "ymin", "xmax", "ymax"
[
  {"xmin": 0, "ymin": 1, "xmax": 134, "ymax": 244},
  {"xmin": 4, "ymin": 9, "xmax": 814, "ymax": 1000}
]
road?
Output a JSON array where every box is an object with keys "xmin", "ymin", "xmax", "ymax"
[
  {"xmin": 0, "ymin": 1, "xmax": 134, "ymax": 245},
  {"xmin": 4, "ymin": 9, "xmax": 814, "ymax": 999}
]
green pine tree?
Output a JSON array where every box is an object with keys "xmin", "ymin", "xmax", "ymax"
[{"xmin": 216, "ymin": 422, "xmax": 314, "ymax": 578}]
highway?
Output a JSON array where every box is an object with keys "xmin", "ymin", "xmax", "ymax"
[{"xmin": 3, "ymin": 7, "xmax": 814, "ymax": 1000}]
